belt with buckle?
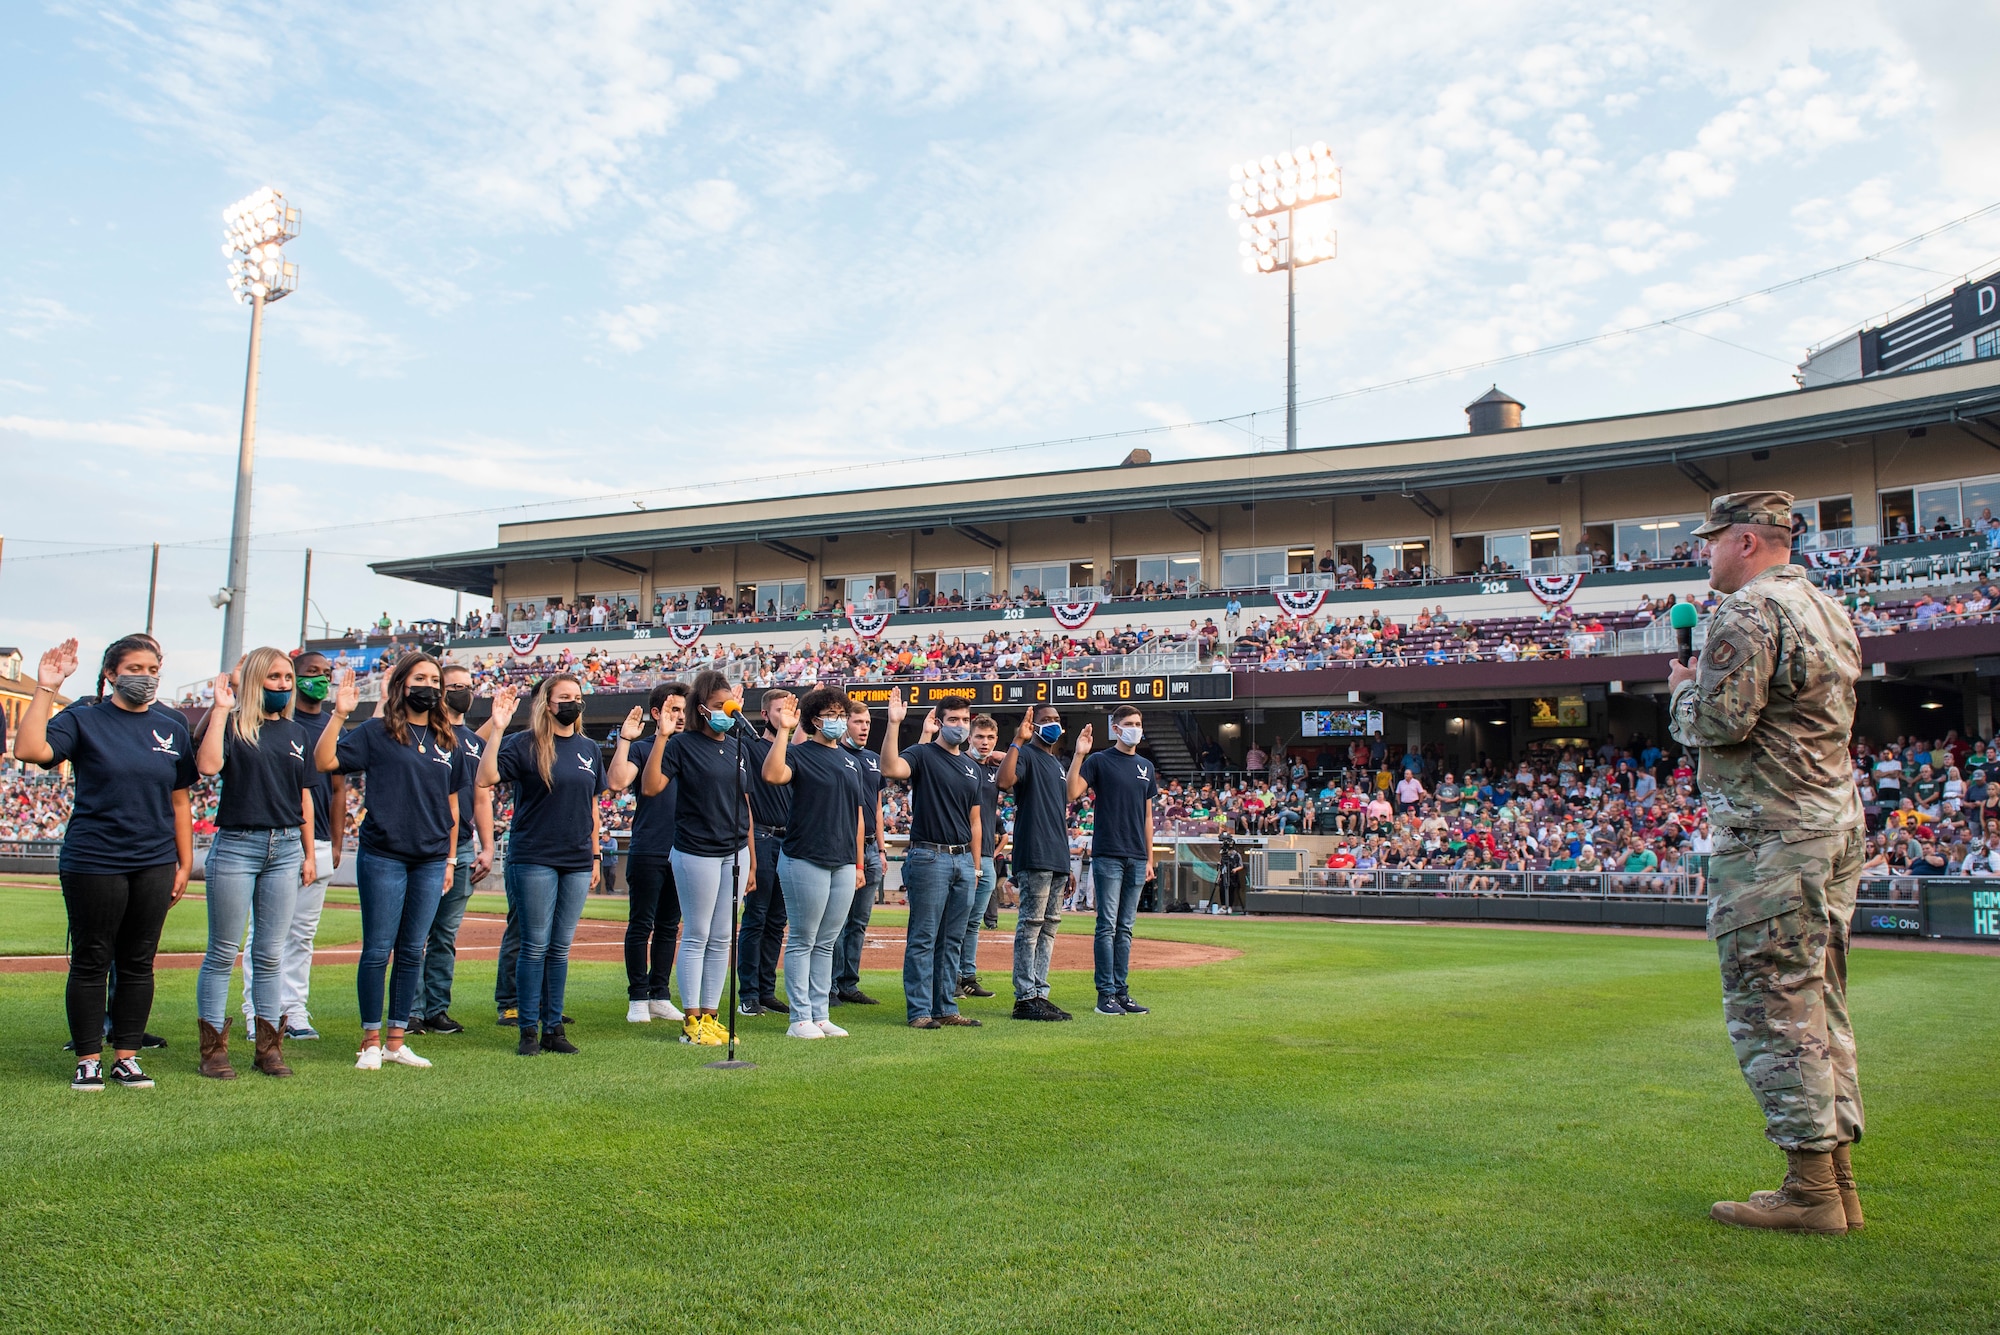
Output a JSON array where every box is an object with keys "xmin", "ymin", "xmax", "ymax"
[
  {"xmin": 912, "ymin": 840, "xmax": 971, "ymax": 855},
  {"xmin": 756, "ymin": 826, "xmax": 787, "ymax": 838}
]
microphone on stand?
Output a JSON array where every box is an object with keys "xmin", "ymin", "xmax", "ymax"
[{"xmin": 1670, "ymin": 602, "xmax": 1699, "ymax": 666}]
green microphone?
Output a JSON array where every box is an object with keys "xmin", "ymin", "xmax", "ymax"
[{"xmin": 1670, "ymin": 601, "xmax": 1699, "ymax": 666}]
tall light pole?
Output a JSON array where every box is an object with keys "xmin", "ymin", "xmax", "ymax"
[
  {"xmin": 1228, "ymin": 143, "xmax": 1339, "ymax": 451},
  {"xmin": 216, "ymin": 187, "xmax": 300, "ymax": 669}
]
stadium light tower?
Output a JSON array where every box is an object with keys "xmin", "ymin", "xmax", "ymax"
[
  {"xmin": 216, "ymin": 186, "xmax": 300, "ymax": 668},
  {"xmin": 1228, "ymin": 143, "xmax": 1339, "ymax": 451}
]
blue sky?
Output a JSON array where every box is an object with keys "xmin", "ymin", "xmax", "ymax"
[{"xmin": 5, "ymin": 1, "xmax": 2000, "ymax": 690}]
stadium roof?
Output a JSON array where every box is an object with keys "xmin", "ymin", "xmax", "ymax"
[{"xmin": 375, "ymin": 360, "xmax": 2000, "ymax": 594}]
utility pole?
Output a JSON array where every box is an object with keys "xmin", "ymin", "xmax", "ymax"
[
  {"xmin": 146, "ymin": 543, "xmax": 161, "ymax": 635},
  {"xmin": 299, "ymin": 547, "xmax": 313, "ymax": 649}
]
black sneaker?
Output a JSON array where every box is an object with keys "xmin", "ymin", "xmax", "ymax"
[
  {"xmin": 424, "ymin": 1012, "xmax": 466, "ymax": 1035},
  {"xmin": 1115, "ymin": 994, "xmax": 1150, "ymax": 1015},
  {"xmin": 541, "ymin": 1025, "xmax": 579, "ymax": 1055},
  {"xmin": 497, "ymin": 1008, "xmax": 519, "ymax": 1026},
  {"xmin": 1093, "ymin": 997, "xmax": 1126, "ymax": 1017},
  {"xmin": 837, "ymin": 988, "xmax": 880, "ymax": 1005},
  {"xmin": 517, "ymin": 1028, "xmax": 541, "ymax": 1056},
  {"xmin": 108, "ymin": 1056, "xmax": 155, "ymax": 1088},
  {"xmin": 140, "ymin": 1032, "xmax": 168, "ymax": 1050},
  {"xmin": 1046, "ymin": 999, "xmax": 1074, "ymax": 1022},
  {"xmin": 1012, "ymin": 997, "xmax": 1057, "ymax": 1021},
  {"xmin": 561, "ymin": 1013, "xmax": 575, "ymax": 1025},
  {"xmin": 960, "ymin": 976, "xmax": 995, "ymax": 998},
  {"xmin": 404, "ymin": 1017, "xmax": 427, "ymax": 1035},
  {"xmin": 737, "ymin": 999, "xmax": 765, "ymax": 1017},
  {"xmin": 71, "ymin": 1057, "xmax": 104, "ymax": 1092},
  {"xmin": 758, "ymin": 997, "xmax": 787, "ymax": 1014}
]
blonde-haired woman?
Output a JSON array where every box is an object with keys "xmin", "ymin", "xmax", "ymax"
[
  {"xmin": 480, "ymin": 673, "xmax": 605, "ymax": 1056},
  {"xmin": 194, "ymin": 647, "xmax": 314, "ymax": 1079}
]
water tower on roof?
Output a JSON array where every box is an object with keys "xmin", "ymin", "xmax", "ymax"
[{"xmin": 1465, "ymin": 385, "xmax": 1524, "ymax": 435}]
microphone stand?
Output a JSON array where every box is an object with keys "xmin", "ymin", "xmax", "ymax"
[{"xmin": 708, "ymin": 707, "xmax": 754, "ymax": 1070}]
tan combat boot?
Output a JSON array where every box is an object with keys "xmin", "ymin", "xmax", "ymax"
[
  {"xmin": 1831, "ymin": 1144, "xmax": 1863, "ymax": 1230},
  {"xmin": 253, "ymin": 1017, "xmax": 294, "ymax": 1078},
  {"xmin": 197, "ymin": 1018, "xmax": 237, "ymax": 1080},
  {"xmin": 1711, "ymin": 1149, "xmax": 1847, "ymax": 1234}
]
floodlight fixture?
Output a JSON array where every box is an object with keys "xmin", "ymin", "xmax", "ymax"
[{"xmin": 1227, "ymin": 142, "xmax": 1340, "ymax": 451}]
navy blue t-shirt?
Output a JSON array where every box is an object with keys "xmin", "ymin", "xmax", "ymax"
[
  {"xmin": 742, "ymin": 733, "xmax": 793, "ymax": 831},
  {"xmin": 453, "ymin": 723, "xmax": 487, "ymax": 849},
  {"xmin": 42, "ymin": 700, "xmax": 197, "ymax": 874},
  {"xmin": 626, "ymin": 735, "xmax": 677, "ymax": 858},
  {"xmin": 215, "ymin": 717, "xmax": 311, "ymax": 830},
  {"xmin": 496, "ymin": 729, "xmax": 605, "ymax": 871},
  {"xmin": 844, "ymin": 740, "xmax": 884, "ymax": 837},
  {"xmin": 660, "ymin": 729, "xmax": 751, "ymax": 856},
  {"xmin": 1008, "ymin": 743, "xmax": 1072, "ymax": 873},
  {"xmin": 900, "ymin": 741, "xmax": 981, "ymax": 848},
  {"xmin": 334, "ymin": 718, "xmax": 468, "ymax": 862},
  {"xmin": 975, "ymin": 754, "xmax": 1002, "ymax": 857},
  {"xmin": 780, "ymin": 739, "xmax": 866, "ymax": 868},
  {"xmin": 1080, "ymin": 748, "xmax": 1159, "ymax": 860},
  {"xmin": 294, "ymin": 706, "xmax": 337, "ymax": 838}
]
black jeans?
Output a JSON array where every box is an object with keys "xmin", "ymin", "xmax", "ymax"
[
  {"xmin": 624, "ymin": 854, "xmax": 682, "ymax": 1001},
  {"xmin": 738, "ymin": 831, "xmax": 788, "ymax": 1001},
  {"xmin": 61, "ymin": 865, "xmax": 177, "ymax": 1057},
  {"xmin": 494, "ymin": 898, "xmax": 520, "ymax": 1014}
]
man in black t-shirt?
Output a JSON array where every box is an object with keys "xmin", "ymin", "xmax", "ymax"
[
  {"xmin": 954, "ymin": 714, "xmax": 1006, "ymax": 999},
  {"xmin": 878, "ymin": 688, "xmax": 982, "ymax": 1028},
  {"xmin": 737, "ymin": 691, "xmax": 795, "ymax": 1016},
  {"xmin": 1074, "ymin": 704, "xmax": 1159, "ymax": 1015},
  {"xmin": 997, "ymin": 703, "xmax": 1076, "ymax": 1021},
  {"xmin": 831, "ymin": 698, "xmax": 886, "ymax": 1006}
]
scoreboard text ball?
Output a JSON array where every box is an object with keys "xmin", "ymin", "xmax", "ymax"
[{"xmin": 839, "ymin": 674, "xmax": 1234, "ymax": 709}]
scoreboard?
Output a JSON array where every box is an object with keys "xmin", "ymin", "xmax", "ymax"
[{"xmin": 836, "ymin": 673, "xmax": 1233, "ymax": 710}]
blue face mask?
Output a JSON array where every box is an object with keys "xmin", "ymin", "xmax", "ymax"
[
  {"xmin": 940, "ymin": 722, "xmax": 971, "ymax": 747},
  {"xmin": 706, "ymin": 709, "xmax": 735, "ymax": 733},
  {"xmin": 818, "ymin": 716, "xmax": 849, "ymax": 742},
  {"xmin": 1036, "ymin": 721, "xmax": 1063, "ymax": 745},
  {"xmin": 262, "ymin": 688, "xmax": 293, "ymax": 713}
]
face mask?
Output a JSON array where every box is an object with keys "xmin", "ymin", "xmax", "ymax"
[
  {"xmin": 261, "ymin": 688, "xmax": 293, "ymax": 713},
  {"xmin": 1115, "ymin": 724, "xmax": 1144, "ymax": 747},
  {"xmin": 404, "ymin": 685, "xmax": 441, "ymax": 713},
  {"xmin": 972, "ymin": 739, "xmax": 995, "ymax": 760},
  {"xmin": 296, "ymin": 675, "xmax": 330, "ymax": 702},
  {"xmin": 817, "ymin": 715, "xmax": 849, "ymax": 742},
  {"xmin": 443, "ymin": 686, "xmax": 474, "ymax": 715},
  {"xmin": 939, "ymin": 722, "xmax": 970, "ymax": 747},
  {"xmin": 1036, "ymin": 721, "xmax": 1063, "ymax": 745},
  {"xmin": 112, "ymin": 674, "xmax": 158, "ymax": 707},
  {"xmin": 707, "ymin": 709, "xmax": 735, "ymax": 733},
  {"xmin": 551, "ymin": 701, "xmax": 583, "ymax": 726}
]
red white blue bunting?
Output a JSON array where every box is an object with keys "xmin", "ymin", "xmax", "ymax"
[
  {"xmin": 1525, "ymin": 573, "xmax": 1583, "ymax": 607},
  {"xmin": 1273, "ymin": 588, "xmax": 1328, "ymax": 617},
  {"xmin": 667, "ymin": 622, "xmax": 705, "ymax": 648},
  {"xmin": 847, "ymin": 608, "xmax": 892, "ymax": 639},
  {"xmin": 1802, "ymin": 546, "xmax": 1873, "ymax": 571},
  {"xmin": 507, "ymin": 633, "xmax": 543, "ymax": 657},
  {"xmin": 1048, "ymin": 601, "xmax": 1098, "ymax": 631}
]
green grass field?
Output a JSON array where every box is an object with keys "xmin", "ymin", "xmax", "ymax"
[
  {"xmin": 0, "ymin": 882, "xmax": 363, "ymax": 957},
  {"xmin": 0, "ymin": 914, "xmax": 1992, "ymax": 1333}
]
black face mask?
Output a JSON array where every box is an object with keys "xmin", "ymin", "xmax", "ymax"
[
  {"xmin": 404, "ymin": 685, "xmax": 441, "ymax": 713},
  {"xmin": 551, "ymin": 701, "xmax": 583, "ymax": 726},
  {"xmin": 443, "ymin": 686, "xmax": 474, "ymax": 715}
]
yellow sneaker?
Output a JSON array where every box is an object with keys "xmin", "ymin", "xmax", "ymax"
[
  {"xmin": 679, "ymin": 1013, "xmax": 712, "ymax": 1045},
  {"xmin": 698, "ymin": 1014, "xmax": 730, "ymax": 1046}
]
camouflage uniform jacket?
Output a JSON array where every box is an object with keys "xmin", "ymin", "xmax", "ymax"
[{"xmin": 1668, "ymin": 564, "xmax": 1861, "ymax": 834}]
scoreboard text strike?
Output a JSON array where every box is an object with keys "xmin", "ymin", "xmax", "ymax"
[{"xmin": 839, "ymin": 674, "xmax": 1234, "ymax": 709}]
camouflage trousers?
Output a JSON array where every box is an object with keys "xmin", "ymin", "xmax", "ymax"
[{"xmin": 1708, "ymin": 825, "xmax": 1865, "ymax": 1153}]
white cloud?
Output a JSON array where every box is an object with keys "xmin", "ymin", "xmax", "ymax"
[
  {"xmin": 596, "ymin": 302, "xmax": 673, "ymax": 352},
  {"xmin": 4, "ymin": 296, "xmax": 89, "ymax": 340}
]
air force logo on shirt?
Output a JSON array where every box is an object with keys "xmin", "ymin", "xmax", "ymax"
[
  {"xmin": 151, "ymin": 729, "xmax": 179, "ymax": 756},
  {"xmin": 1137, "ymin": 763, "xmax": 1152, "ymax": 782},
  {"xmin": 289, "ymin": 740, "xmax": 306, "ymax": 763},
  {"xmin": 576, "ymin": 752, "xmax": 596, "ymax": 773}
]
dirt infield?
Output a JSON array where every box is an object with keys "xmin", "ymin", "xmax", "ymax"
[{"xmin": 0, "ymin": 912, "xmax": 1240, "ymax": 974}]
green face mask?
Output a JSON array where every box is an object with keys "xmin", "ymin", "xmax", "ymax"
[{"xmin": 296, "ymin": 675, "xmax": 331, "ymax": 702}]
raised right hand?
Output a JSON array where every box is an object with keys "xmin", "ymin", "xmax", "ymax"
[
  {"xmin": 774, "ymin": 696, "xmax": 800, "ymax": 734},
  {"xmin": 490, "ymin": 684, "xmax": 521, "ymax": 730},
  {"xmin": 1074, "ymin": 723, "xmax": 1094, "ymax": 758},
  {"xmin": 37, "ymin": 639, "xmax": 78, "ymax": 690},
  {"xmin": 886, "ymin": 686, "xmax": 907, "ymax": 724},
  {"xmin": 1015, "ymin": 712, "xmax": 1036, "ymax": 743},
  {"xmin": 618, "ymin": 706, "xmax": 645, "ymax": 741},
  {"xmin": 210, "ymin": 672, "xmax": 237, "ymax": 714},
  {"xmin": 332, "ymin": 667, "xmax": 360, "ymax": 717}
]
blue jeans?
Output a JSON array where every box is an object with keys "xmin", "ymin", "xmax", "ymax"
[
  {"xmin": 1092, "ymin": 856, "xmax": 1148, "ymax": 999},
  {"xmin": 958, "ymin": 855, "xmax": 996, "ymax": 979},
  {"xmin": 778, "ymin": 853, "xmax": 856, "ymax": 1023},
  {"xmin": 508, "ymin": 862, "xmax": 591, "ymax": 1031},
  {"xmin": 199, "ymin": 828, "xmax": 303, "ymax": 1028},
  {"xmin": 419, "ymin": 851, "xmax": 477, "ymax": 1018},
  {"xmin": 833, "ymin": 843, "xmax": 883, "ymax": 992},
  {"xmin": 902, "ymin": 846, "xmax": 975, "ymax": 1021},
  {"xmin": 1012, "ymin": 869, "xmax": 1067, "ymax": 1001},
  {"xmin": 355, "ymin": 849, "xmax": 447, "ymax": 1030}
]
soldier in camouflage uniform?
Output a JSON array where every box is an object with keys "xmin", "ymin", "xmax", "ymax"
[{"xmin": 1667, "ymin": 490, "xmax": 1865, "ymax": 1235}]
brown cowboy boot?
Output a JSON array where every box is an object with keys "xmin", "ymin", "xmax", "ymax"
[
  {"xmin": 1711, "ymin": 1149, "xmax": 1847, "ymax": 1234},
  {"xmin": 197, "ymin": 1018, "xmax": 237, "ymax": 1080},
  {"xmin": 253, "ymin": 1017, "xmax": 294, "ymax": 1078}
]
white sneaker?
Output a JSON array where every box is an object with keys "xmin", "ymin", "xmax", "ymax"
[
  {"xmin": 786, "ymin": 1020, "xmax": 825, "ymax": 1040},
  {"xmin": 649, "ymin": 998, "xmax": 685, "ymax": 1021},
  {"xmin": 355, "ymin": 1045, "xmax": 382, "ymax": 1071},
  {"xmin": 626, "ymin": 1001, "xmax": 653, "ymax": 1023},
  {"xmin": 381, "ymin": 1045, "xmax": 432, "ymax": 1068},
  {"xmin": 815, "ymin": 1019, "xmax": 849, "ymax": 1038}
]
